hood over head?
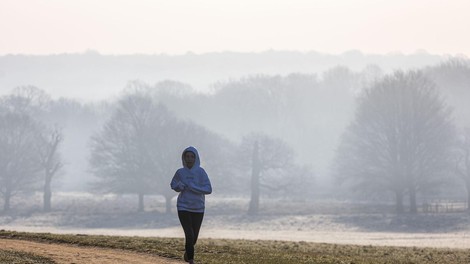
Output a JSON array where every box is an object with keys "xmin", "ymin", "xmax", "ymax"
[{"xmin": 181, "ymin": 146, "xmax": 200, "ymax": 169}]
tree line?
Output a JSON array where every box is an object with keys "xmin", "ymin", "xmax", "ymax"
[
  {"xmin": 0, "ymin": 87, "xmax": 62, "ymax": 212},
  {"xmin": 0, "ymin": 87, "xmax": 308, "ymax": 215},
  {"xmin": 0, "ymin": 58, "xmax": 469, "ymax": 214}
]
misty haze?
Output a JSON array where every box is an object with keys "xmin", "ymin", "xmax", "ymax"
[{"xmin": 1, "ymin": 51, "xmax": 470, "ymax": 253}]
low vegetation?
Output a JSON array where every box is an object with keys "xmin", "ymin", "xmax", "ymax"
[
  {"xmin": 1, "ymin": 230, "xmax": 470, "ymax": 263},
  {"xmin": 0, "ymin": 249, "xmax": 54, "ymax": 264}
]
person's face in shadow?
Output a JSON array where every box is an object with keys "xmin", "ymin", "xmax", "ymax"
[{"xmin": 184, "ymin": 151, "xmax": 196, "ymax": 169}]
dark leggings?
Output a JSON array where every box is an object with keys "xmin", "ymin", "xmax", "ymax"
[{"xmin": 178, "ymin": 210, "xmax": 204, "ymax": 261}]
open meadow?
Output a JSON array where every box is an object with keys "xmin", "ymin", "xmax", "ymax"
[{"xmin": 1, "ymin": 192, "xmax": 470, "ymax": 263}]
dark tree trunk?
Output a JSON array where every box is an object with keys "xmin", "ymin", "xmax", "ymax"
[
  {"xmin": 138, "ymin": 193, "xmax": 144, "ymax": 212},
  {"xmin": 248, "ymin": 141, "xmax": 260, "ymax": 215},
  {"xmin": 40, "ymin": 130, "xmax": 62, "ymax": 213}
]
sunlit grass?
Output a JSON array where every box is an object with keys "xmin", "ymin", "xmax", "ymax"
[{"xmin": 1, "ymin": 230, "xmax": 470, "ymax": 263}]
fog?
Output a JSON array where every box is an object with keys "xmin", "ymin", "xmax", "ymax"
[
  {"xmin": 1, "ymin": 51, "xmax": 470, "ymax": 247},
  {"xmin": 0, "ymin": 50, "xmax": 443, "ymax": 100}
]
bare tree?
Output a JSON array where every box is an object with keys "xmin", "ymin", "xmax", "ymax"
[
  {"xmin": 7, "ymin": 86, "xmax": 51, "ymax": 117},
  {"xmin": 240, "ymin": 133, "xmax": 303, "ymax": 215},
  {"xmin": 334, "ymin": 71, "xmax": 455, "ymax": 214},
  {"xmin": 0, "ymin": 88, "xmax": 51, "ymax": 212},
  {"xmin": 35, "ymin": 126, "xmax": 63, "ymax": 212},
  {"xmin": 0, "ymin": 112, "xmax": 41, "ymax": 212},
  {"xmin": 89, "ymin": 93, "xmax": 182, "ymax": 212}
]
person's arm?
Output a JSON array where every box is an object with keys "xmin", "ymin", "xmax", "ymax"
[
  {"xmin": 170, "ymin": 172, "xmax": 186, "ymax": 192},
  {"xmin": 187, "ymin": 169, "xmax": 212, "ymax": 194}
]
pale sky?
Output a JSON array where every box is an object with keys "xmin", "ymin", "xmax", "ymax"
[{"xmin": 1, "ymin": 0, "xmax": 469, "ymax": 56}]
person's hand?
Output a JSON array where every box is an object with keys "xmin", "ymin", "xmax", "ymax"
[{"xmin": 179, "ymin": 182, "xmax": 187, "ymax": 191}]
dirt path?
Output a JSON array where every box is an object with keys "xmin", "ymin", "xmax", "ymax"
[{"xmin": 0, "ymin": 239, "xmax": 183, "ymax": 264}]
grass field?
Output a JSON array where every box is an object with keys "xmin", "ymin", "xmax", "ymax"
[
  {"xmin": 0, "ymin": 248, "xmax": 55, "ymax": 264},
  {"xmin": 1, "ymin": 230, "xmax": 470, "ymax": 263}
]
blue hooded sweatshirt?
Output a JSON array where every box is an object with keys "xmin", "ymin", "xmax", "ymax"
[{"xmin": 170, "ymin": 146, "xmax": 212, "ymax": 213}]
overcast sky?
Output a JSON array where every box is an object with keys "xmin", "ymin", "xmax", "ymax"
[{"xmin": 1, "ymin": 0, "xmax": 469, "ymax": 56}]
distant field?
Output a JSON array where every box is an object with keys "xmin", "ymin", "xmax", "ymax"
[
  {"xmin": 2, "ymin": 193, "xmax": 470, "ymax": 251},
  {"xmin": 2, "ymin": 230, "xmax": 470, "ymax": 264}
]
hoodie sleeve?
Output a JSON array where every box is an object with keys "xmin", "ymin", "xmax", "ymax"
[
  {"xmin": 188, "ymin": 169, "xmax": 212, "ymax": 194},
  {"xmin": 170, "ymin": 171, "xmax": 186, "ymax": 192}
]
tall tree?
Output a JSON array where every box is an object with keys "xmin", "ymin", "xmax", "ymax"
[
  {"xmin": 89, "ymin": 93, "xmax": 182, "ymax": 212},
  {"xmin": 334, "ymin": 71, "xmax": 455, "ymax": 213},
  {"xmin": 240, "ymin": 133, "xmax": 306, "ymax": 214},
  {"xmin": 35, "ymin": 126, "xmax": 63, "ymax": 212},
  {"xmin": 0, "ymin": 87, "xmax": 52, "ymax": 212},
  {"xmin": 0, "ymin": 112, "xmax": 40, "ymax": 212}
]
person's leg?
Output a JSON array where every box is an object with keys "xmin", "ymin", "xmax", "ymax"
[
  {"xmin": 178, "ymin": 211, "xmax": 195, "ymax": 261},
  {"xmin": 191, "ymin": 212, "xmax": 204, "ymax": 246}
]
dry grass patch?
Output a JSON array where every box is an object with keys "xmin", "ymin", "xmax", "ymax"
[{"xmin": 2, "ymin": 230, "xmax": 470, "ymax": 263}]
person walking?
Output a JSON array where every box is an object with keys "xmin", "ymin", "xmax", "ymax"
[{"xmin": 171, "ymin": 146, "xmax": 212, "ymax": 264}]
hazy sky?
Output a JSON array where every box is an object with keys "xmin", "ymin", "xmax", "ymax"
[{"xmin": 1, "ymin": 0, "xmax": 469, "ymax": 56}]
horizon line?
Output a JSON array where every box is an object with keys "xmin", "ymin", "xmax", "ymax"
[{"xmin": 0, "ymin": 49, "xmax": 467, "ymax": 58}]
